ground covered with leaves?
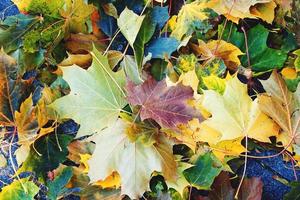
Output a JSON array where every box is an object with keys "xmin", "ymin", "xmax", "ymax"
[{"xmin": 0, "ymin": 0, "xmax": 300, "ymax": 199}]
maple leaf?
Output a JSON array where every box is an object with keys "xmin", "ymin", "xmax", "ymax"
[
  {"xmin": 177, "ymin": 118, "xmax": 246, "ymax": 161},
  {"xmin": 258, "ymin": 71, "xmax": 300, "ymax": 149},
  {"xmin": 170, "ymin": 1, "xmax": 210, "ymax": 40},
  {"xmin": 207, "ymin": 0, "xmax": 276, "ymax": 24},
  {"xmin": 200, "ymin": 75, "xmax": 279, "ymax": 143},
  {"xmin": 87, "ymin": 118, "xmax": 175, "ymax": 199},
  {"xmin": 50, "ymin": 47, "xmax": 127, "ymax": 138},
  {"xmin": 192, "ymin": 40, "xmax": 243, "ymax": 70},
  {"xmin": 126, "ymin": 76, "xmax": 202, "ymax": 128},
  {"xmin": 60, "ymin": 0, "xmax": 95, "ymax": 34}
]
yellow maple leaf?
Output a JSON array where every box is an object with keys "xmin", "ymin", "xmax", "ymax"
[
  {"xmin": 171, "ymin": 1, "xmax": 209, "ymax": 40},
  {"xmin": 200, "ymin": 75, "xmax": 279, "ymax": 143},
  {"xmin": 88, "ymin": 118, "xmax": 177, "ymax": 199},
  {"xmin": 192, "ymin": 40, "xmax": 243, "ymax": 70},
  {"xmin": 207, "ymin": 0, "xmax": 276, "ymax": 24}
]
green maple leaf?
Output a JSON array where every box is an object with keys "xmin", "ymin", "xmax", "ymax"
[{"xmin": 50, "ymin": 47, "xmax": 127, "ymax": 138}]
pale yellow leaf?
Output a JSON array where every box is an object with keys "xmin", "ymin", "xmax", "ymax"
[{"xmin": 201, "ymin": 76, "xmax": 279, "ymax": 143}]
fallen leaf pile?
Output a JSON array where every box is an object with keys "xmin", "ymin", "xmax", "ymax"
[{"xmin": 0, "ymin": 0, "xmax": 299, "ymax": 199}]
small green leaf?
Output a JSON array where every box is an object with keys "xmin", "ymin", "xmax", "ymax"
[
  {"xmin": 133, "ymin": 14, "xmax": 156, "ymax": 67},
  {"xmin": 183, "ymin": 152, "xmax": 223, "ymax": 190}
]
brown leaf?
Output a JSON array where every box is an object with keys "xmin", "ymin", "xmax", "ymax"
[
  {"xmin": 258, "ymin": 71, "xmax": 299, "ymax": 146},
  {"xmin": 208, "ymin": 172, "xmax": 235, "ymax": 200},
  {"xmin": 238, "ymin": 177, "xmax": 263, "ymax": 200},
  {"xmin": 65, "ymin": 34, "xmax": 106, "ymax": 54}
]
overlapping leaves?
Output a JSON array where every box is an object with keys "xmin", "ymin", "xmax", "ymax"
[{"xmin": 0, "ymin": 0, "xmax": 300, "ymax": 199}]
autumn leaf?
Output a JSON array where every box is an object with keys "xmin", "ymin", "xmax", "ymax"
[
  {"xmin": 47, "ymin": 166, "xmax": 73, "ymax": 200},
  {"xmin": 284, "ymin": 181, "xmax": 300, "ymax": 200},
  {"xmin": 207, "ymin": 0, "xmax": 276, "ymax": 24},
  {"xmin": 183, "ymin": 152, "xmax": 223, "ymax": 190},
  {"xmin": 14, "ymin": 94, "xmax": 42, "ymax": 165},
  {"xmin": 58, "ymin": 52, "xmax": 92, "ymax": 69},
  {"xmin": 192, "ymin": 40, "xmax": 243, "ymax": 70},
  {"xmin": 18, "ymin": 134, "xmax": 73, "ymax": 180},
  {"xmin": 175, "ymin": 69, "xmax": 200, "ymax": 99},
  {"xmin": 145, "ymin": 37, "xmax": 179, "ymax": 59},
  {"xmin": 12, "ymin": 0, "xmax": 32, "ymax": 12},
  {"xmin": 210, "ymin": 137, "xmax": 246, "ymax": 161},
  {"xmin": 60, "ymin": 0, "xmax": 95, "ymax": 34},
  {"xmin": 95, "ymin": 172, "xmax": 121, "ymax": 189},
  {"xmin": 15, "ymin": 95, "xmax": 38, "ymax": 139},
  {"xmin": 221, "ymin": 24, "xmax": 291, "ymax": 72},
  {"xmin": 171, "ymin": 1, "xmax": 210, "ymax": 40},
  {"xmin": 50, "ymin": 47, "xmax": 127, "ymax": 138},
  {"xmin": 0, "ymin": 50, "xmax": 33, "ymax": 126},
  {"xmin": 117, "ymin": 7, "xmax": 145, "ymax": 48},
  {"xmin": 1, "ymin": 0, "xmax": 299, "ymax": 198},
  {"xmin": 0, "ymin": 178, "xmax": 39, "ymax": 200},
  {"xmin": 165, "ymin": 159, "xmax": 192, "ymax": 196},
  {"xmin": 208, "ymin": 172, "xmax": 235, "ymax": 200},
  {"xmin": 200, "ymin": 75, "xmax": 279, "ymax": 143},
  {"xmin": 87, "ymin": 118, "xmax": 175, "ymax": 199},
  {"xmin": 238, "ymin": 177, "xmax": 263, "ymax": 200},
  {"xmin": 126, "ymin": 76, "xmax": 202, "ymax": 128},
  {"xmin": 258, "ymin": 71, "xmax": 300, "ymax": 151}
]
